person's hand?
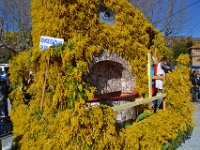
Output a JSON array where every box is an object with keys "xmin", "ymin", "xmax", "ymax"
[{"xmin": 161, "ymin": 75, "xmax": 166, "ymax": 82}]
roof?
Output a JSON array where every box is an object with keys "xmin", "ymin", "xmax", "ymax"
[
  {"xmin": 191, "ymin": 44, "xmax": 200, "ymax": 49},
  {"xmin": 192, "ymin": 66, "xmax": 200, "ymax": 69}
]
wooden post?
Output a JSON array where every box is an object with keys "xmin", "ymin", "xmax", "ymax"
[
  {"xmin": 162, "ymin": 99, "xmax": 166, "ymax": 111},
  {"xmin": 147, "ymin": 50, "xmax": 152, "ymax": 109},
  {"xmin": 40, "ymin": 59, "xmax": 49, "ymax": 110},
  {"xmin": 148, "ymin": 50, "xmax": 152, "ymax": 98},
  {"xmin": 136, "ymin": 105, "xmax": 139, "ymax": 117}
]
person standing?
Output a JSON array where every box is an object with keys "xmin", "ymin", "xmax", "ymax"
[
  {"xmin": 0, "ymin": 76, "xmax": 10, "ymax": 116},
  {"xmin": 191, "ymin": 70, "xmax": 198, "ymax": 102},
  {"xmin": 154, "ymin": 56, "xmax": 170, "ymax": 110}
]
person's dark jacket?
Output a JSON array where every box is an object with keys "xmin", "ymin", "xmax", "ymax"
[{"xmin": 191, "ymin": 74, "xmax": 197, "ymax": 86}]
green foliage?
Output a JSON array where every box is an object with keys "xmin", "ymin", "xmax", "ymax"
[
  {"xmin": 0, "ymin": 32, "xmax": 17, "ymax": 62},
  {"xmin": 0, "ymin": 53, "xmax": 11, "ymax": 63},
  {"xmin": 172, "ymin": 37, "xmax": 193, "ymax": 62},
  {"xmin": 135, "ymin": 111, "xmax": 151, "ymax": 122},
  {"xmin": 4, "ymin": 32, "xmax": 18, "ymax": 47}
]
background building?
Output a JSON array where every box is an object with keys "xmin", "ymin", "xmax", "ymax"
[{"xmin": 188, "ymin": 44, "xmax": 200, "ymax": 72}]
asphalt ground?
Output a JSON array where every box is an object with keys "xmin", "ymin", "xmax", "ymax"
[
  {"xmin": 1, "ymin": 134, "xmax": 13, "ymax": 150},
  {"xmin": 178, "ymin": 102, "xmax": 200, "ymax": 150}
]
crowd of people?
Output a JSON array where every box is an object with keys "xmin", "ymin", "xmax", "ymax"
[
  {"xmin": 0, "ymin": 69, "xmax": 12, "ymax": 135},
  {"xmin": 191, "ymin": 69, "xmax": 200, "ymax": 102},
  {"xmin": 0, "ymin": 72, "xmax": 11, "ymax": 117}
]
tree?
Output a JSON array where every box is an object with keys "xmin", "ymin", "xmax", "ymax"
[
  {"xmin": 172, "ymin": 37, "xmax": 193, "ymax": 60},
  {"xmin": 129, "ymin": 0, "xmax": 188, "ymax": 37},
  {"xmin": 0, "ymin": 0, "xmax": 32, "ymax": 52}
]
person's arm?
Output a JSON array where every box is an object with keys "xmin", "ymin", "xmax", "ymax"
[{"xmin": 152, "ymin": 75, "xmax": 165, "ymax": 80}]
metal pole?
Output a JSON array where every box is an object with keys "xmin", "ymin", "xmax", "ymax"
[{"xmin": 148, "ymin": 50, "xmax": 152, "ymax": 98}]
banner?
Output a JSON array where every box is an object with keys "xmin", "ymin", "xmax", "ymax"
[{"xmin": 39, "ymin": 36, "xmax": 64, "ymax": 50}]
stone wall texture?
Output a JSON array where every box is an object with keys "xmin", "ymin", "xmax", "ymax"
[
  {"xmin": 89, "ymin": 50, "xmax": 135, "ymax": 94},
  {"xmin": 89, "ymin": 51, "xmax": 137, "ymax": 122}
]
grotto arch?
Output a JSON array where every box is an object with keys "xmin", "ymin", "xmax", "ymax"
[
  {"xmin": 88, "ymin": 50, "xmax": 137, "ymax": 123},
  {"xmin": 89, "ymin": 50, "xmax": 136, "ymax": 97}
]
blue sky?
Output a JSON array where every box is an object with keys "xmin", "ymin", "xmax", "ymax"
[
  {"xmin": 173, "ymin": 0, "xmax": 200, "ymax": 38},
  {"xmin": 132, "ymin": 0, "xmax": 200, "ymax": 38},
  {"xmin": 1, "ymin": 0, "xmax": 200, "ymax": 38},
  {"xmin": 185, "ymin": 0, "xmax": 200, "ymax": 38}
]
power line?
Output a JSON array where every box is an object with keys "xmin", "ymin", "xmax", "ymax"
[{"xmin": 155, "ymin": 0, "xmax": 200, "ymax": 24}]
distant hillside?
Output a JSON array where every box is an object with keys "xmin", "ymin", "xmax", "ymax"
[{"xmin": 165, "ymin": 36, "xmax": 200, "ymax": 47}]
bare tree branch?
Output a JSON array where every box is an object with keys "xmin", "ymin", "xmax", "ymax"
[
  {"xmin": 129, "ymin": 0, "xmax": 188, "ymax": 37},
  {"xmin": 0, "ymin": 0, "xmax": 32, "ymax": 52}
]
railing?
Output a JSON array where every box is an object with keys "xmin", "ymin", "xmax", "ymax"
[
  {"xmin": 112, "ymin": 93, "xmax": 166, "ymax": 111},
  {"xmin": 88, "ymin": 51, "xmax": 167, "ymax": 112},
  {"xmin": 88, "ymin": 91, "xmax": 166, "ymax": 112},
  {"xmin": 87, "ymin": 90, "xmax": 139, "ymax": 102},
  {"xmin": 112, "ymin": 51, "xmax": 167, "ymax": 112}
]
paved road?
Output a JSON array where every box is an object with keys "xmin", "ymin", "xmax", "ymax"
[
  {"xmin": 178, "ymin": 102, "xmax": 200, "ymax": 150},
  {"xmin": 1, "ymin": 134, "xmax": 13, "ymax": 150}
]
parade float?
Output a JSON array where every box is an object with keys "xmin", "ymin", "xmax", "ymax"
[{"xmin": 9, "ymin": 0, "xmax": 194, "ymax": 149}]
